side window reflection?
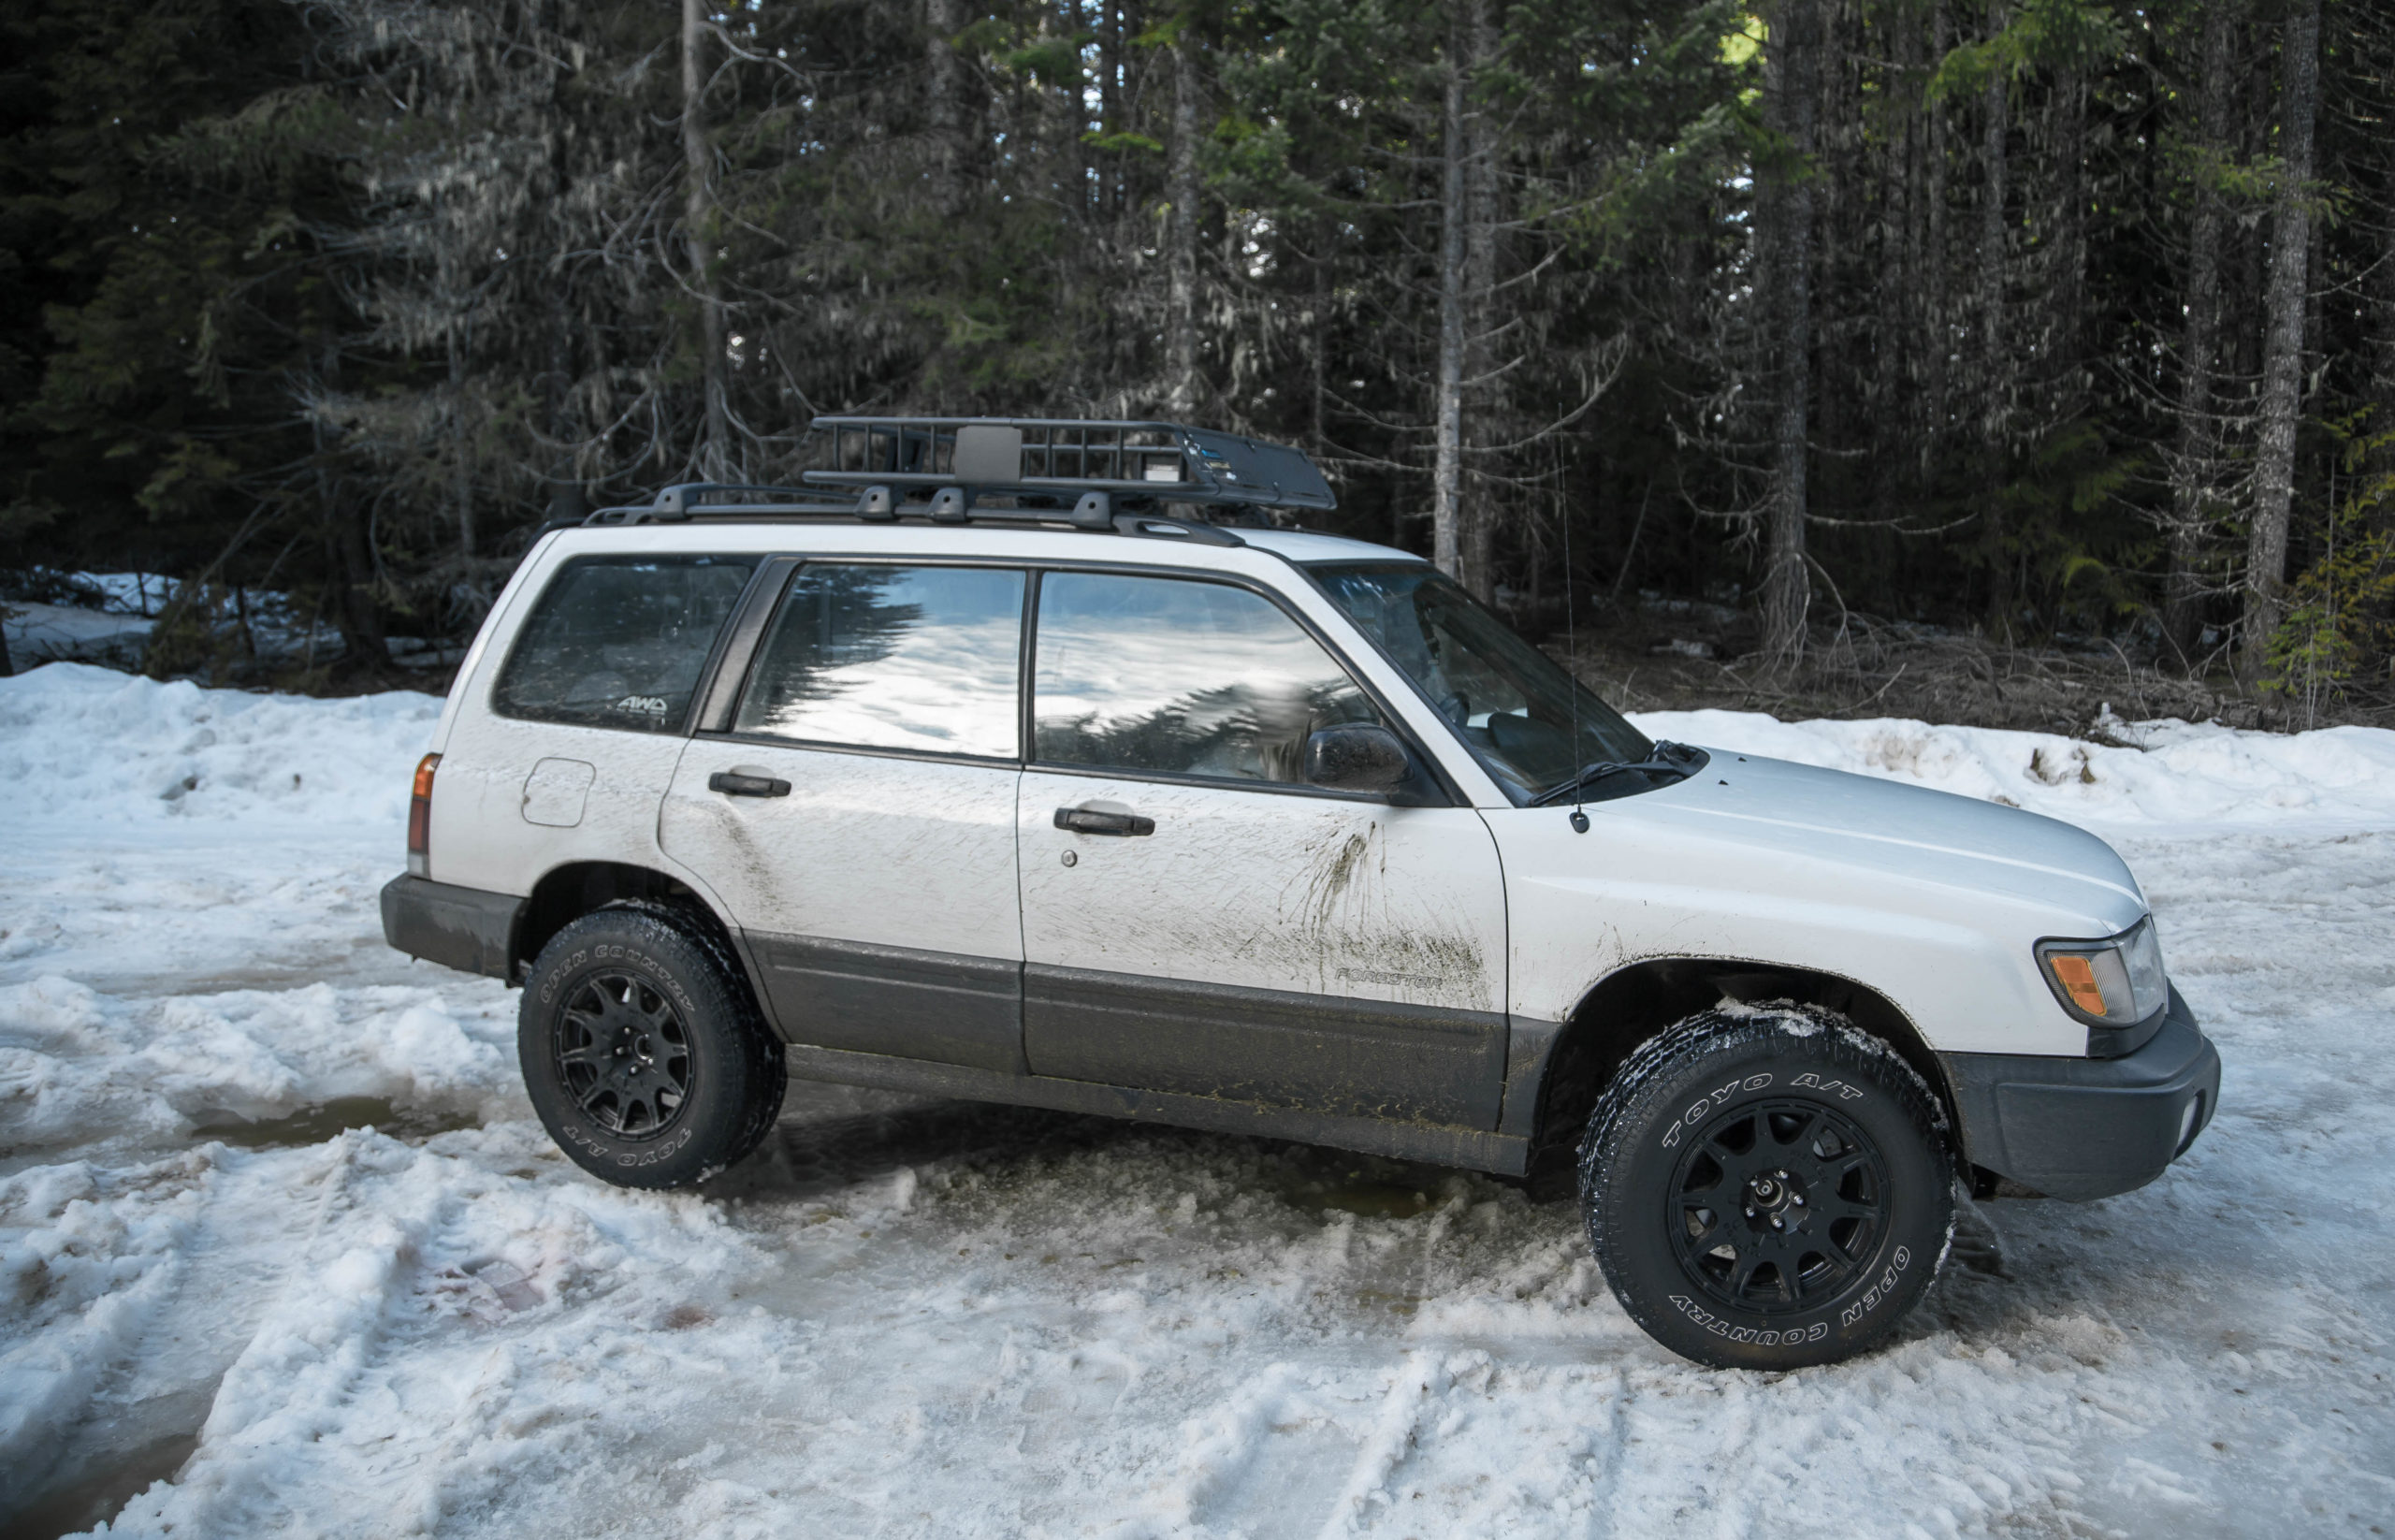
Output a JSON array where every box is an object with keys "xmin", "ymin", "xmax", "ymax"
[
  {"xmin": 736, "ymin": 564, "xmax": 1024, "ymax": 758},
  {"xmin": 1033, "ymin": 573, "xmax": 1379, "ymax": 783}
]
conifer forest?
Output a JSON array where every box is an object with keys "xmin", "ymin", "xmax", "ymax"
[{"xmin": 2, "ymin": 0, "xmax": 2391, "ymax": 714}]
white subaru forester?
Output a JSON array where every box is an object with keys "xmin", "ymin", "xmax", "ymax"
[{"xmin": 384, "ymin": 416, "xmax": 2218, "ymax": 1369}]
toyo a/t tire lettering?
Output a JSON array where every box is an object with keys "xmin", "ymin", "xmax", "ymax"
[
  {"xmin": 1578, "ymin": 1007, "xmax": 1956, "ymax": 1370},
  {"xmin": 518, "ymin": 901, "xmax": 786, "ymax": 1190}
]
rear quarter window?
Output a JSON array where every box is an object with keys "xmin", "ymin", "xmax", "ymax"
[{"xmin": 492, "ymin": 555, "xmax": 758, "ymax": 733}]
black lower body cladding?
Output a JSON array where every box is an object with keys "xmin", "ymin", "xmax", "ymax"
[
  {"xmin": 1941, "ymin": 986, "xmax": 2221, "ymax": 1200},
  {"xmin": 382, "ymin": 875, "xmax": 523, "ymax": 980}
]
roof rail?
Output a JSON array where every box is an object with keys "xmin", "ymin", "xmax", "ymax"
[{"xmin": 578, "ymin": 416, "xmax": 1335, "ymax": 536}]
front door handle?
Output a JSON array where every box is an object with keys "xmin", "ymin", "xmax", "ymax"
[
  {"xmin": 708, "ymin": 770, "xmax": 791, "ymax": 798},
  {"xmin": 1054, "ymin": 806, "xmax": 1154, "ymax": 836}
]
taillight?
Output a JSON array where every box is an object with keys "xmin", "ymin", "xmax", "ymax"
[{"xmin": 407, "ymin": 752, "xmax": 441, "ymax": 876}]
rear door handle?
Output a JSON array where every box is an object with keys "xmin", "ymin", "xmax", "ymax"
[
  {"xmin": 708, "ymin": 771, "xmax": 791, "ymax": 798},
  {"xmin": 1053, "ymin": 806, "xmax": 1154, "ymax": 836}
]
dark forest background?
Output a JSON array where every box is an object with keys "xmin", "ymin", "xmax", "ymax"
[{"xmin": 3, "ymin": 0, "xmax": 2390, "ymax": 721}]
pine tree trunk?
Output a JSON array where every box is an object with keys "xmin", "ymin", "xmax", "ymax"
[
  {"xmin": 1881, "ymin": 0, "xmax": 1922, "ymax": 504},
  {"xmin": 1163, "ymin": 31, "xmax": 1201, "ymax": 416},
  {"xmin": 1431, "ymin": 28, "xmax": 1470, "ymax": 582},
  {"xmin": 448, "ymin": 329, "xmax": 474, "ymax": 560},
  {"xmin": 1098, "ymin": 3, "xmax": 1121, "ymax": 218},
  {"xmin": 1923, "ymin": 0, "xmax": 1952, "ymax": 472},
  {"xmin": 1977, "ymin": 6, "xmax": 2010, "ymax": 632},
  {"xmin": 2374, "ymin": 135, "xmax": 2395, "ymax": 499},
  {"xmin": 2163, "ymin": 0, "xmax": 2234, "ymax": 667},
  {"xmin": 2050, "ymin": 69, "xmax": 2088, "ymax": 424},
  {"xmin": 1459, "ymin": 0, "xmax": 1499, "ymax": 603},
  {"xmin": 311, "ymin": 338, "xmax": 384, "ymax": 668},
  {"xmin": 1758, "ymin": 0, "xmax": 1820, "ymax": 668},
  {"xmin": 682, "ymin": 0, "xmax": 730, "ymax": 481},
  {"xmin": 2242, "ymin": 0, "xmax": 2321, "ymax": 676},
  {"xmin": 925, "ymin": 0, "xmax": 964, "ymax": 208}
]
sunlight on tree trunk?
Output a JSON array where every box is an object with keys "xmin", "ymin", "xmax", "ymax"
[
  {"xmin": 683, "ymin": 0, "xmax": 730, "ymax": 483},
  {"xmin": 2243, "ymin": 0, "xmax": 2321, "ymax": 677},
  {"xmin": 1759, "ymin": 0, "xmax": 1820, "ymax": 669}
]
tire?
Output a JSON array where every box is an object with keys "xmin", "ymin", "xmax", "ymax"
[
  {"xmin": 1578, "ymin": 1006, "xmax": 1954, "ymax": 1370},
  {"xmin": 518, "ymin": 901, "xmax": 786, "ymax": 1189}
]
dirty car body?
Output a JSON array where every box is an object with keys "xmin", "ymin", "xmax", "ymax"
[{"xmin": 381, "ymin": 419, "xmax": 2219, "ymax": 1365}]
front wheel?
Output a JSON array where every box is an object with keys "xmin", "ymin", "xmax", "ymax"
[
  {"xmin": 1578, "ymin": 1007, "xmax": 1955, "ymax": 1369},
  {"xmin": 518, "ymin": 902, "xmax": 786, "ymax": 1189}
]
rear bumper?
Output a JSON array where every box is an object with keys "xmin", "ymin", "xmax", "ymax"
[
  {"xmin": 381, "ymin": 875, "xmax": 522, "ymax": 981},
  {"xmin": 1940, "ymin": 984, "xmax": 2220, "ymax": 1200}
]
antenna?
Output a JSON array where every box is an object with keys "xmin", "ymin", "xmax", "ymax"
[{"xmin": 1565, "ymin": 500, "xmax": 1589, "ymax": 835}]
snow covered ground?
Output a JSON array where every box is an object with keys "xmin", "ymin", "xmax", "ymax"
[{"xmin": 3, "ymin": 661, "xmax": 2391, "ymax": 1537}]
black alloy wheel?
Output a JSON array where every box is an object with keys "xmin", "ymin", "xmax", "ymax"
[
  {"xmin": 553, "ymin": 971, "xmax": 694, "ymax": 1139},
  {"xmin": 1668, "ymin": 1097, "xmax": 1889, "ymax": 1315},
  {"xmin": 1578, "ymin": 1007, "xmax": 1954, "ymax": 1370},
  {"xmin": 519, "ymin": 902, "xmax": 786, "ymax": 1189}
]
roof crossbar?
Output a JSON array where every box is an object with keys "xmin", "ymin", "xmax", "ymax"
[
  {"xmin": 805, "ymin": 416, "xmax": 1336, "ymax": 513},
  {"xmin": 579, "ymin": 417, "xmax": 1330, "ymax": 539}
]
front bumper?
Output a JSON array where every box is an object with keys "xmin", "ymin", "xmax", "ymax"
[
  {"xmin": 1940, "ymin": 984, "xmax": 2220, "ymax": 1200},
  {"xmin": 381, "ymin": 874, "xmax": 522, "ymax": 981}
]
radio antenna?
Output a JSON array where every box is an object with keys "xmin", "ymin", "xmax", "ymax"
[{"xmin": 1564, "ymin": 494, "xmax": 1589, "ymax": 835}]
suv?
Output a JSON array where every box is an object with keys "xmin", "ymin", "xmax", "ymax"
[{"xmin": 382, "ymin": 416, "xmax": 2219, "ymax": 1369}]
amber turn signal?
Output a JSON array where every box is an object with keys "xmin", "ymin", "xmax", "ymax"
[
  {"xmin": 407, "ymin": 752, "xmax": 441, "ymax": 876},
  {"xmin": 2048, "ymin": 953, "xmax": 2107, "ymax": 1017}
]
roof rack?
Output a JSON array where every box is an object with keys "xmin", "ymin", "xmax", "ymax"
[{"xmin": 579, "ymin": 416, "xmax": 1336, "ymax": 541}]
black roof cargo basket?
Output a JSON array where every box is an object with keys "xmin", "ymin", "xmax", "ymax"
[{"xmin": 579, "ymin": 416, "xmax": 1336, "ymax": 540}]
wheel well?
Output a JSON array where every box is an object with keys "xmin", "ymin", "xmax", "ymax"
[
  {"xmin": 1521, "ymin": 959, "xmax": 1960, "ymax": 1194},
  {"xmin": 515, "ymin": 862, "xmax": 741, "ymax": 980}
]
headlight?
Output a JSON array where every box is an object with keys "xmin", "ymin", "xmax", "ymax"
[{"xmin": 2037, "ymin": 916, "xmax": 2169, "ymax": 1024}]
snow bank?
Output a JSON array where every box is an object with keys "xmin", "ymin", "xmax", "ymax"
[
  {"xmin": 0, "ymin": 975, "xmax": 521, "ymax": 1159},
  {"xmin": 1630, "ymin": 706, "xmax": 2395, "ymax": 829},
  {"xmin": 0, "ymin": 662, "xmax": 440, "ymax": 830}
]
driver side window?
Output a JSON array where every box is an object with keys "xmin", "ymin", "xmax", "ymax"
[{"xmin": 1032, "ymin": 572, "xmax": 1380, "ymax": 783}]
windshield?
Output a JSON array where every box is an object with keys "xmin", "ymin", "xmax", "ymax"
[{"xmin": 1309, "ymin": 562, "xmax": 1653, "ymax": 805}]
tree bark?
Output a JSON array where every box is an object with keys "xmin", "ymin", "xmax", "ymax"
[
  {"xmin": 2049, "ymin": 67, "xmax": 2088, "ymax": 425},
  {"xmin": 925, "ymin": 0, "xmax": 964, "ymax": 203},
  {"xmin": 2242, "ymin": 0, "xmax": 2321, "ymax": 676},
  {"xmin": 1431, "ymin": 24, "xmax": 1470, "ymax": 582},
  {"xmin": 1922, "ymin": 0, "xmax": 1952, "ymax": 471},
  {"xmin": 1976, "ymin": 5, "xmax": 2010, "ymax": 632},
  {"xmin": 1757, "ymin": 0, "xmax": 1821, "ymax": 668},
  {"xmin": 2371, "ymin": 95, "xmax": 2395, "ymax": 500},
  {"xmin": 682, "ymin": 0, "xmax": 730, "ymax": 482},
  {"xmin": 1162, "ymin": 28, "xmax": 1201, "ymax": 417},
  {"xmin": 1880, "ymin": 0, "xmax": 1922, "ymax": 504},
  {"xmin": 447, "ymin": 328, "xmax": 474, "ymax": 560},
  {"xmin": 1459, "ymin": 0, "xmax": 1500, "ymax": 603},
  {"xmin": 2163, "ymin": 0, "xmax": 2234, "ymax": 667}
]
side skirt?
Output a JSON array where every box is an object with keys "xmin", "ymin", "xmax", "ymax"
[{"xmin": 778, "ymin": 1041, "xmax": 1531, "ymax": 1177}]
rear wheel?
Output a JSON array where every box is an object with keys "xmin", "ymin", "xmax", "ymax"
[
  {"xmin": 1578, "ymin": 1007, "xmax": 1954, "ymax": 1369},
  {"xmin": 519, "ymin": 903, "xmax": 785, "ymax": 1189}
]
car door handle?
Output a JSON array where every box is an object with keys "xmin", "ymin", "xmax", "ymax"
[
  {"xmin": 708, "ymin": 771, "xmax": 791, "ymax": 798},
  {"xmin": 1053, "ymin": 806, "xmax": 1154, "ymax": 836}
]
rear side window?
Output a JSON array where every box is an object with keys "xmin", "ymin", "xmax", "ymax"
[
  {"xmin": 1033, "ymin": 572, "xmax": 1380, "ymax": 782},
  {"xmin": 493, "ymin": 555, "xmax": 759, "ymax": 733},
  {"xmin": 734, "ymin": 563, "xmax": 1025, "ymax": 759}
]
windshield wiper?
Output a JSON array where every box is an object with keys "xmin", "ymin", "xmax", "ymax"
[{"xmin": 1530, "ymin": 741, "xmax": 1706, "ymax": 806}]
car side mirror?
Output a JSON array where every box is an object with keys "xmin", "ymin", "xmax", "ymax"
[{"xmin": 1305, "ymin": 723, "xmax": 1410, "ymax": 795}]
